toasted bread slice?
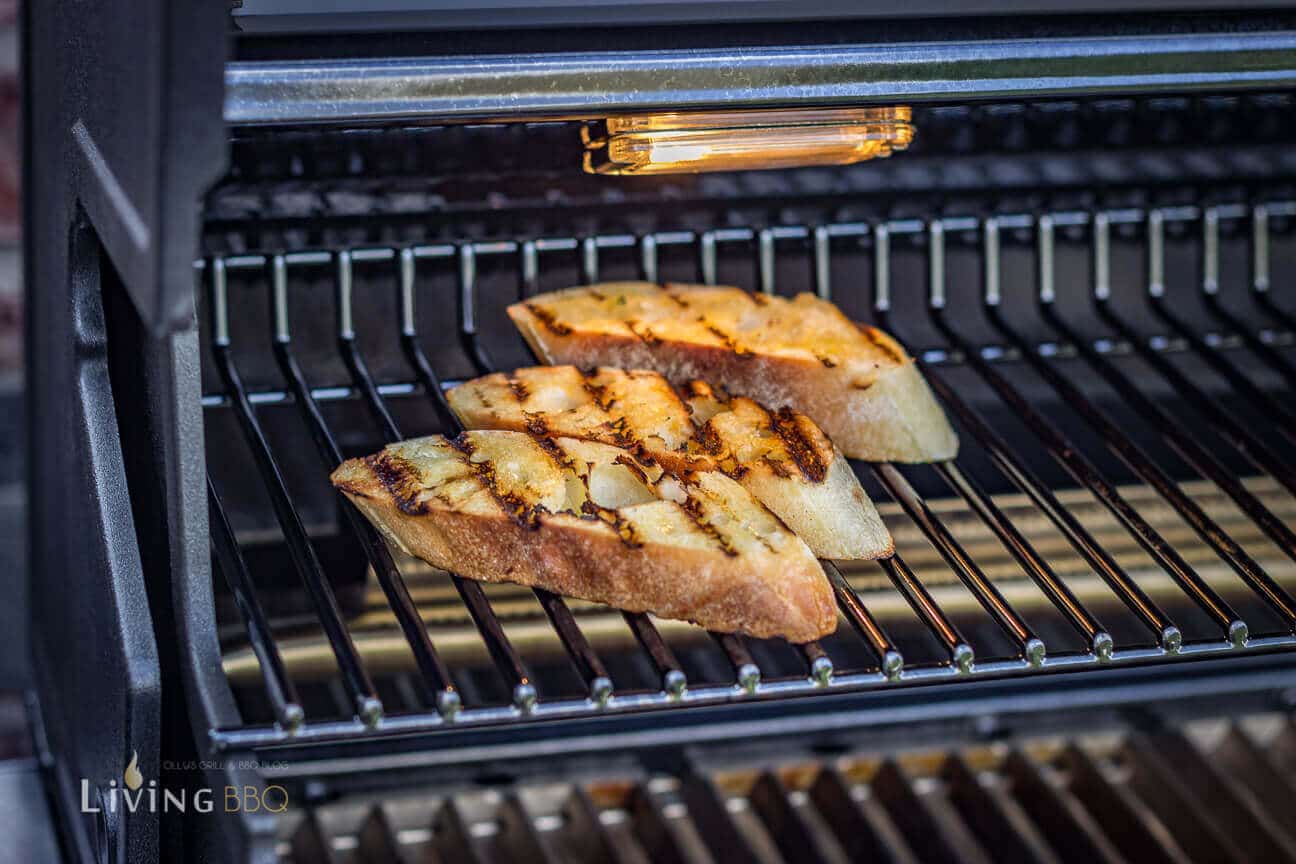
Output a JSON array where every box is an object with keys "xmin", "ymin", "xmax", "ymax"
[
  {"xmin": 331, "ymin": 431, "xmax": 836, "ymax": 642},
  {"xmin": 447, "ymin": 366, "xmax": 892, "ymax": 560},
  {"xmin": 508, "ymin": 282, "xmax": 958, "ymax": 462}
]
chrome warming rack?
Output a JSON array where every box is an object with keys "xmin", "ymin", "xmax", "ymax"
[{"xmin": 200, "ymin": 202, "xmax": 1296, "ymax": 751}]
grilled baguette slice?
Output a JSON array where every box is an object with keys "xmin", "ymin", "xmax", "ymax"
[
  {"xmin": 508, "ymin": 282, "xmax": 958, "ymax": 462},
  {"xmin": 447, "ymin": 366, "xmax": 892, "ymax": 560},
  {"xmin": 331, "ymin": 431, "xmax": 836, "ymax": 642}
]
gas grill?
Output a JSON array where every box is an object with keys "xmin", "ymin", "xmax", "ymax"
[{"xmin": 23, "ymin": 3, "xmax": 1296, "ymax": 862}]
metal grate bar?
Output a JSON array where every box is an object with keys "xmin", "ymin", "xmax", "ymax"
[
  {"xmin": 207, "ymin": 478, "xmax": 304, "ymax": 731},
  {"xmin": 797, "ymin": 640, "xmax": 835, "ymax": 686},
  {"xmin": 823, "ymin": 560, "xmax": 903, "ymax": 679},
  {"xmin": 265, "ymin": 253, "xmax": 462, "ymax": 718},
  {"xmin": 711, "ymin": 633, "xmax": 761, "ymax": 694},
  {"xmin": 534, "ymin": 588, "xmax": 614, "ymax": 705},
  {"xmin": 877, "ymin": 554, "xmax": 974, "ymax": 673},
  {"xmin": 874, "ymin": 463, "xmax": 1044, "ymax": 666},
  {"xmin": 934, "ymin": 461, "xmax": 1111, "ymax": 657},
  {"xmin": 942, "ymin": 307, "xmax": 1228, "ymax": 645},
  {"xmin": 983, "ymin": 220, "xmax": 1250, "ymax": 643},
  {"xmin": 624, "ymin": 611, "xmax": 688, "ymax": 697},
  {"xmin": 1249, "ymin": 202, "xmax": 1296, "ymax": 329},
  {"xmin": 1089, "ymin": 225, "xmax": 1296, "ymax": 499},
  {"xmin": 874, "ymin": 223, "xmax": 1174, "ymax": 651},
  {"xmin": 458, "ymin": 244, "xmax": 495, "ymax": 375},
  {"xmin": 1144, "ymin": 211, "xmax": 1296, "ymax": 444},
  {"xmin": 208, "ymin": 259, "xmax": 384, "ymax": 726},
  {"xmin": 398, "ymin": 249, "xmax": 460, "ymax": 431},
  {"xmin": 1041, "ymin": 220, "xmax": 1296, "ymax": 626},
  {"xmin": 1200, "ymin": 208, "xmax": 1296, "ymax": 388},
  {"xmin": 921, "ymin": 366, "xmax": 1165, "ymax": 649},
  {"xmin": 925, "ymin": 217, "xmax": 1225, "ymax": 648},
  {"xmin": 456, "ymin": 578, "xmax": 537, "ymax": 712}
]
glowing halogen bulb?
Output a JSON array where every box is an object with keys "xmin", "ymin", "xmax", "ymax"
[
  {"xmin": 646, "ymin": 141, "xmax": 715, "ymax": 164},
  {"xmin": 584, "ymin": 107, "xmax": 913, "ymax": 175}
]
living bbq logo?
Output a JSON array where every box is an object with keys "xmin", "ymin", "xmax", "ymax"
[{"xmin": 81, "ymin": 751, "xmax": 289, "ymax": 815}]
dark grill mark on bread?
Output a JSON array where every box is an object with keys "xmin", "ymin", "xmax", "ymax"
[
  {"xmin": 770, "ymin": 408, "xmax": 830, "ymax": 483},
  {"xmin": 699, "ymin": 319, "xmax": 750, "ymax": 357},
  {"xmin": 526, "ymin": 303, "xmax": 572, "ymax": 336},
  {"xmin": 613, "ymin": 454, "xmax": 650, "ymax": 485},
  {"xmin": 603, "ymin": 416, "xmax": 640, "ymax": 450},
  {"xmin": 678, "ymin": 378, "xmax": 731, "ymax": 404},
  {"xmin": 860, "ymin": 326, "xmax": 906, "ymax": 364},
  {"xmin": 815, "ymin": 354, "xmax": 838, "ymax": 368},
  {"xmin": 508, "ymin": 376, "xmax": 530, "ymax": 402},
  {"xmin": 694, "ymin": 421, "xmax": 725, "ymax": 456},
  {"xmin": 450, "ymin": 435, "xmax": 546, "ymax": 529},
  {"xmin": 626, "ymin": 319, "xmax": 660, "ymax": 345},
  {"xmin": 365, "ymin": 450, "xmax": 431, "ymax": 515},
  {"xmin": 586, "ymin": 289, "xmax": 607, "ymax": 301},
  {"xmin": 678, "ymin": 494, "xmax": 739, "ymax": 557},
  {"xmin": 763, "ymin": 455, "xmax": 794, "ymax": 479},
  {"xmin": 581, "ymin": 372, "xmax": 614, "ymax": 411},
  {"xmin": 664, "ymin": 292, "xmax": 690, "ymax": 309},
  {"xmin": 750, "ymin": 292, "xmax": 770, "ymax": 306},
  {"xmin": 531, "ymin": 432, "xmax": 577, "ymax": 471},
  {"xmin": 580, "ymin": 501, "xmax": 644, "ymax": 548}
]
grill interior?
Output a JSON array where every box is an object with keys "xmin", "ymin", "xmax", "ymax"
[
  {"xmin": 198, "ymin": 106, "xmax": 1296, "ymax": 753},
  {"xmin": 274, "ymin": 711, "xmax": 1296, "ymax": 863}
]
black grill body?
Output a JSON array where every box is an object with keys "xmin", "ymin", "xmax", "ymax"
[{"xmin": 24, "ymin": 3, "xmax": 1296, "ymax": 862}]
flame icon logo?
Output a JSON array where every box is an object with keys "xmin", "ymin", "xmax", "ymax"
[{"xmin": 124, "ymin": 751, "xmax": 143, "ymax": 791}]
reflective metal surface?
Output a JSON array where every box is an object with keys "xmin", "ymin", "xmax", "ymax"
[{"xmin": 225, "ymin": 32, "xmax": 1296, "ymax": 125}]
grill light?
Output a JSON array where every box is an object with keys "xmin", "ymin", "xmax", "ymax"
[{"xmin": 582, "ymin": 107, "xmax": 913, "ymax": 175}]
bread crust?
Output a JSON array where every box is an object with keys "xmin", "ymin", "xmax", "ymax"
[
  {"xmin": 447, "ymin": 366, "xmax": 893, "ymax": 559},
  {"xmin": 509, "ymin": 282, "xmax": 958, "ymax": 463},
  {"xmin": 332, "ymin": 433, "xmax": 836, "ymax": 643}
]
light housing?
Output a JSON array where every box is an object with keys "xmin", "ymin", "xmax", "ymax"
[{"xmin": 582, "ymin": 107, "xmax": 913, "ymax": 175}]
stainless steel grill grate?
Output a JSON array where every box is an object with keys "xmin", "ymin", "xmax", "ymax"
[{"xmin": 200, "ymin": 201, "xmax": 1296, "ymax": 751}]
